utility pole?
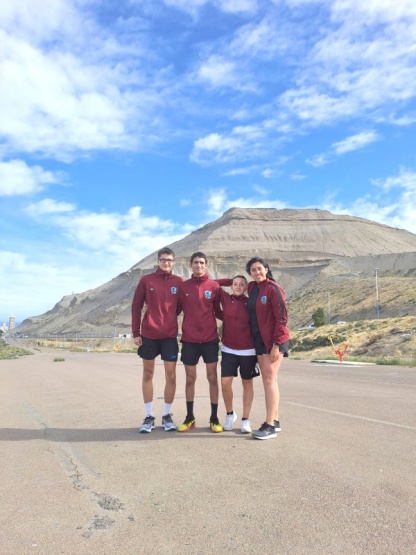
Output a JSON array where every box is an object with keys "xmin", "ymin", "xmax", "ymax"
[
  {"xmin": 375, "ymin": 268, "xmax": 380, "ymax": 319},
  {"xmin": 328, "ymin": 291, "xmax": 331, "ymax": 324}
]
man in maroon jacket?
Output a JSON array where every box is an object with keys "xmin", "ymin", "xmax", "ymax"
[
  {"xmin": 177, "ymin": 252, "xmax": 223, "ymax": 433},
  {"xmin": 132, "ymin": 247, "xmax": 183, "ymax": 433}
]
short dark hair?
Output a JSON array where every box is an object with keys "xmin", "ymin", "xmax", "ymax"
[
  {"xmin": 158, "ymin": 247, "xmax": 175, "ymax": 259},
  {"xmin": 190, "ymin": 251, "xmax": 208, "ymax": 263},
  {"xmin": 246, "ymin": 257, "xmax": 275, "ymax": 281}
]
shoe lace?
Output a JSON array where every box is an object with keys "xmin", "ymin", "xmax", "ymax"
[
  {"xmin": 210, "ymin": 417, "xmax": 219, "ymax": 425},
  {"xmin": 258, "ymin": 422, "xmax": 269, "ymax": 431},
  {"xmin": 163, "ymin": 414, "xmax": 173, "ymax": 422},
  {"xmin": 144, "ymin": 415, "xmax": 154, "ymax": 424},
  {"xmin": 184, "ymin": 415, "xmax": 194, "ymax": 425}
]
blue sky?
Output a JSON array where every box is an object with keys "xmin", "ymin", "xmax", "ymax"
[{"xmin": 1, "ymin": 0, "xmax": 416, "ymax": 323}]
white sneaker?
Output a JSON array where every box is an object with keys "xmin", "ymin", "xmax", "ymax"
[
  {"xmin": 240, "ymin": 419, "xmax": 252, "ymax": 434},
  {"xmin": 224, "ymin": 411, "xmax": 237, "ymax": 431}
]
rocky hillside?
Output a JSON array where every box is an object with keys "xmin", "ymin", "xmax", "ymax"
[{"xmin": 16, "ymin": 207, "xmax": 416, "ymax": 336}]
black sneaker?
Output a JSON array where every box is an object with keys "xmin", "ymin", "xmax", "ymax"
[
  {"xmin": 274, "ymin": 420, "xmax": 281, "ymax": 432},
  {"xmin": 252, "ymin": 422, "xmax": 277, "ymax": 440}
]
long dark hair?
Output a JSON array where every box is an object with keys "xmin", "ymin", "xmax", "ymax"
[{"xmin": 245, "ymin": 257, "xmax": 275, "ymax": 281}]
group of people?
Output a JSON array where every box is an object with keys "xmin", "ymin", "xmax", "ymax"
[{"xmin": 131, "ymin": 247, "xmax": 290, "ymax": 440}]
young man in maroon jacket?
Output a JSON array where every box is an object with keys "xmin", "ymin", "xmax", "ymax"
[
  {"xmin": 176, "ymin": 252, "xmax": 223, "ymax": 433},
  {"xmin": 132, "ymin": 247, "xmax": 183, "ymax": 433}
]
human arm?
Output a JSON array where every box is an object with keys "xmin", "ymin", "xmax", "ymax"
[
  {"xmin": 216, "ymin": 278, "xmax": 233, "ymax": 287},
  {"xmin": 131, "ymin": 279, "xmax": 146, "ymax": 339},
  {"xmin": 270, "ymin": 283, "xmax": 290, "ymax": 346}
]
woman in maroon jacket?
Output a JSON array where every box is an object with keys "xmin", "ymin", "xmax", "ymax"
[
  {"xmin": 218, "ymin": 275, "xmax": 259, "ymax": 434},
  {"xmin": 246, "ymin": 257, "xmax": 290, "ymax": 440}
]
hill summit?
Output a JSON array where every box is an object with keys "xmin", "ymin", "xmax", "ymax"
[{"xmin": 17, "ymin": 208, "xmax": 416, "ymax": 335}]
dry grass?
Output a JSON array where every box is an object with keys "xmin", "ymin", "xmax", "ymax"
[{"xmin": 290, "ymin": 315, "xmax": 416, "ymax": 363}]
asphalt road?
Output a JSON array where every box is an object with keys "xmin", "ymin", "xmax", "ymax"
[{"xmin": 1, "ymin": 347, "xmax": 415, "ymax": 555}]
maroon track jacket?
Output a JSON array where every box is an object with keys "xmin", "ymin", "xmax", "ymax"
[
  {"xmin": 247, "ymin": 278, "xmax": 290, "ymax": 350},
  {"xmin": 177, "ymin": 273, "xmax": 221, "ymax": 343},
  {"xmin": 131, "ymin": 268, "xmax": 183, "ymax": 339}
]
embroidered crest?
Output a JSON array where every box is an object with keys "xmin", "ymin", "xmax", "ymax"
[
  {"xmin": 204, "ymin": 291, "xmax": 212, "ymax": 299},
  {"xmin": 171, "ymin": 287, "xmax": 177, "ymax": 294},
  {"xmin": 261, "ymin": 295, "xmax": 267, "ymax": 304}
]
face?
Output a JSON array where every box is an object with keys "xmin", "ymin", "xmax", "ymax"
[
  {"xmin": 249, "ymin": 261, "xmax": 268, "ymax": 283},
  {"xmin": 158, "ymin": 254, "xmax": 175, "ymax": 272},
  {"xmin": 190, "ymin": 256, "xmax": 208, "ymax": 277},
  {"xmin": 231, "ymin": 277, "xmax": 247, "ymax": 297}
]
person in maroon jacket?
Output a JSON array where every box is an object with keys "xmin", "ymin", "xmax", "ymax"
[
  {"xmin": 176, "ymin": 252, "xmax": 223, "ymax": 433},
  {"xmin": 131, "ymin": 247, "xmax": 183, "ymax": 433},
  {"xmin": 246, "ymin": 257, "xmax": 290, "ymax": 440},
  {"xmin": 218, "ymin": 275, "xmax": 259, "ymax": 434}
]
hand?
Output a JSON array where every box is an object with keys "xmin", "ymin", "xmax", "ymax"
[
  {"xmin": 133, "ymin": 336, "xmax": 142, "ymax": 347},
  {"xmin": 269, "ymin": 344, "xmax": 279, "ymax": 362}
]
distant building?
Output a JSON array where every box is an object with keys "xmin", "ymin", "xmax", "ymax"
[
  {"xmin": 9, "ymin": 315, "xmax": 16, "ymax": 331},
  {"xmin": 0, "ymin": 322, "xmax": 8, "ymax": 333}
]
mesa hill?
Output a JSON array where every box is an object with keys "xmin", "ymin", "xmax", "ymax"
[{"xmin": 17, "ymin": 208, "xmax": 416, "ymax": 335}]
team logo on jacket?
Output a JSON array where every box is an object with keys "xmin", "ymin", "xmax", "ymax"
[
  {"xmin": 261, "ymin": 296, "xmax": 267, "ymax": 304},
  {"xmin": 204, "ymin": 291, "xmax": 212, "ymax": 299},
  {"xmin": 171, "ymin": 287, "xmax": 177, "ymax": 294}
]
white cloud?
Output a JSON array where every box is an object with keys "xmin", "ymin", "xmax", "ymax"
[
  {"xmin": 0, "ymin": 1, "xmax": 170, "ymax": 160},
  {"xmin": 277, "ymin": 1, "xmax": 416, "ymax": 132},
  {"xmin": 324, "ymin": 167, "xmax": 416, "ymax": 234},
  {"xmin": 206, "ymin": 188, "xmax": 287, "ymax": 218},
  {"xmin": 253, "ymin": 184, "xmax": 269, "ymax": 194},
  {"xmin": 332, "ymin": 131, "xmax": 380, "ymax": 154},
  {"xmin": 372, "ymin": 168, "xmax": 416, "ymax": 192},
  {"xmin": 0, "ymin": 160, "xmax": 61, "ymax": 196},
  {"xmin": 191, "ymin": 132, "xmax": 244, "ymax": 165},
  {"xmin": 162, "ymin": 0, "xmax": 258, "ymax": 14},
  {"xmin": 2, "ymin": 201, "xmax": 195, "ymax": 320},
  {"xmin": 307, "ymin": 130, "xmax": 380, "ymax": 167},
  {"xmin": 261, "ymin": 169, "xmax": 276, "ymax": 178},
  {"xmin": 306, "ymin": 153, "xmax": 330, "ymax": 167},
  {"xmin": 25, "ymin": 198, "xmax": 76, "ymax": 216},
  {"xmin": 196, "ymin": 55, "xmax": 239, "ymax": 89},
  {"xmin": 290, "ymin": 173, "xmax": 306, "ymax": 181}
]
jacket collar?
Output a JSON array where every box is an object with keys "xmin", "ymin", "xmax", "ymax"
[
  {"xmin": 191, "ymin": 272, "xmax": 209, "ymax": 282},
  {"xmin": 155, "ymin": 267, "xmax": 171, "ymax": 277}
]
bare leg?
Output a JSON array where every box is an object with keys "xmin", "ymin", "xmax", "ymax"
[
  {"xmin": 184, "ymin": 364, "xmax": 197, "ymax": 402},
  {"xmin": 241, "ymin": 378, "xmax": 254, "ymax": 419},
  {"xmin": 221, "ymin": 376, "xmax": 233, "ymax": 413},
  {"xmin": 257, "ymin": 352, "xmax": 284, "ymax": 425},
  {"xmin": 163, "ymin": 360, "xmax": 176, "ymax": 404},
  {"xmin": 142, "ymin": 359, "xmax": 155, "ymax": 403},
  {"xmin": 206, "ymin": 362, "xmax": 219, "ymax": 404}
]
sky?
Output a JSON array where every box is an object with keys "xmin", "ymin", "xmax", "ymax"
[{"xmin": 1, "ymin": 0, "xmax": 416, "ymax": 323}]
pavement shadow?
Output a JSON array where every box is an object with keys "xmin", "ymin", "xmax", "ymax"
[{"xmin": 0, "ymin": 427, "xmax": 248, "ymax": 442}]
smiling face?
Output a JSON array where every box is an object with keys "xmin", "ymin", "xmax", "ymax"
[
  {"xmin": 249, "ymin": 261, "xmax": 268, "ymax": 283},
  {"xmin": 190, "ymin": 256, "xmax": 208, "ymax": 277},
  {"xmin": 231, "ymin": 277, "xmax": 247, "ymax": 297},
  {"xmin": 157, "ymin": 254, "xmax": 175, "ymax": 273}
]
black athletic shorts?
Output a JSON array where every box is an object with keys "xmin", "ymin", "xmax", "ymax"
[
  {"xmin": 180, "ymin": 339, "xmax": 219, "ymax": 365},
  {"xmin": 221, "ymin": 351, "xmax": 259, "ymax": 380},
  {"xmin": 138, "ymin": 336, "xmax": 178, "ymax": 362},
  {"xmin": 254, "ymin": 333, "xmax": 289, "ymax": 357}
]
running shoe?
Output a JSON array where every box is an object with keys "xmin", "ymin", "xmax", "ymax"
[
  {"xmin": 274, "ymin": 420, "xmax": 281, "ymax": 432},
  {"xmin": 252, "ymin": 422, "xmax": 277, "ymax": 440},
  {"xmin": 139, "ymin": 415, "xmax": 155, "ymax": 433},
  {"xmin": 209, "ymin": 416, "xmax": 223, "ymax": 433},
  {"xmin": 162, "ymin": 413, "xmax": 177, "ymax": 431},
  {"xmin": 224, "ymin": 411, "xmax": 237, "ymax": 431},
  {"xmin": 177, "ymin": 416, "xmax": 196, "ymax": 432},
  {"xmin": 240, "ymin": 418, "xmax": 252, "ymax": 434}
]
